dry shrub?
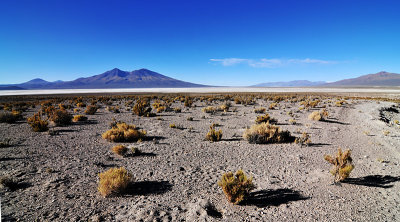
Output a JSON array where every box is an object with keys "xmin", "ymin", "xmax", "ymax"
[
  {"xmin": 205, "ymin": 125, "xmax": 222, "ymax": 142},
  {"xmin": 295, "ymin": 132, "xmax": 311, "ymax": 146},
  {"xmin": 85, "ymin": 105, "xmax": 98, "ymax": 115},
  {"xmin": 174, "ymin": 107, "xmax": 182, "ymax": 113},
  {"xmin": 112, "ymin": 145, "xmax": 128, "ymax": 156},
  {"xmin": 289, "ymin": 118, "xmax": 296, "ymax": 125},
  {"xmin": 184, "ymin": 97, "xmax": 193, "ymax": 107},
  {"xmin": 76, "ymin": 102, "xmax": 86, "ymax": 107},
  {"xmin": 169, "ymin": 123, "xmax": 177, "ymax": 128},
  {"xmin": 324, "ymin": 148, "xmax": 354, "ymax": 182},
  {"xmin": 27, "ymin": 113, "xmax": 49, "ymax": 132},
  {"xmin": 72, "ymin": 115, "xmax": 88, "ymax": 122},
  {"xmin": 0, "ymin": 111, "xmax": 22, "ymax": 123},
  {"xmin": 254, "ymin": 107, "xmax": 266, "ymax": 114},
  {"xmin": 133, "ymin": 99, "xmax": 154, "ymax": 117},
  {"xmin": 308, "ymin": 109, "xmax": 328, "ymax": 121},
  {"xmin": 98, "ymin": 167, "xmax": 132, "ymax": 197},
  {"xmin": 255, "ymin": 114, "xmax": 277, "ymax": 124},
  {"xmin": 156, "ymin": 106, "xmax": 166, "ymax": 113},
  {"xmin": 269, "ymin": 103, "xmax": 278, "ymax": 109},
  {"xmin": 50, "ymin": 109, "xmax": 72, "ymax": 126},
  {"xmin": 243, "ymin": 122, "xmax": 292, "ymax": 144},
  {"xmin": 102, "ymin": 122, "xmax": 146, "ymax": 142},
  {"xmin": 218, "ymin": 169, "xmax": 255, "ymax": 204},
  {"xmin": 202, "ymin": 106, "xmax": 216, "ymax": 114}
]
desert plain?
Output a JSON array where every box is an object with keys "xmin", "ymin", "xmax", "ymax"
[{"xmin": 0, "ymin": 91, "xmax": 400, "ymax": 221}]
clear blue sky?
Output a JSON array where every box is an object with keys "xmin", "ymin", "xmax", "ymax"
[{"xmin": 0, "ymin": 0, "xmax": 399, "ymax": 86}]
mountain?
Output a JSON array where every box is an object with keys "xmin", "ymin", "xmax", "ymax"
[
  {"xmin": 10, "ymin": 68, "xmax": 207, "ymax": 89},
  {"xmin": 252, "ymin": 80, "xmax": 326, "ymax": 87},
  {"xmin": 0, "ymin": 86, "xmax": 25, "ymax": 90},
  {"xmin": 325, "ymin": 71, "xmax": 400, "ymax": 86}
]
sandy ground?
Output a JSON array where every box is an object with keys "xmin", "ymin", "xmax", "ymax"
[{"xmin": 0, "ymin": 95, "xmax": 400, "ymax": 221}]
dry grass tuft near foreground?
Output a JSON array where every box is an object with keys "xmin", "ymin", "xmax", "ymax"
[
  {"xmin": 243, "ymin": 122, "xmax": 293, "ymax": 144},
  {"xmin": 324, "ymin": 148, "xmax": 354, "ymax": 182},
  {"xmin": 102, "ymin": 122, "xmax": 146, "ymax": 142},
  {"xmin": 218, "ymin": 169, "xmax": 255, "ymax": 204},
  {"xmin": 98, "ymin": 167, "xmax": 132, "ymax": 197}
]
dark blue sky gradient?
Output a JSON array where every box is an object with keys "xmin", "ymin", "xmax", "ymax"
[{"xmin": 1, "ymin": 0, "xmax": 399, "ymax": 85}]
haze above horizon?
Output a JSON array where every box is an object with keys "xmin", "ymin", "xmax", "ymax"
[{"xmin": 0, "ymin": 0, "xmax": 399, "ymax": 86}]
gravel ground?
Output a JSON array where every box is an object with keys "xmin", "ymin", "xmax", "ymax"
[{"xmin": 0, "ymin": 96, "xmax": 399, "ymax": 221}]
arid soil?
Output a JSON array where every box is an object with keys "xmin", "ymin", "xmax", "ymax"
[{"xmin": 0, "ymin": 95, "xmax": 400, "ymax": 221}]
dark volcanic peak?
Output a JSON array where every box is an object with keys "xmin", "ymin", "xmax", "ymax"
[
  {"xmin": 326, "ymin": 71, "xmax": 400, "ymax": 86},
  {"xmin": 24, "ymin": 78, "xmax": 49, "ymax": 84},
  {"xmin": 15, "ymin": 68, "xmax": 207, "ymax": 89}
]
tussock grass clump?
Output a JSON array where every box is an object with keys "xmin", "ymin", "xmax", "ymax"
[
  {"xmin": 72, "ymin": 115, "xmax": 88, "ymax": 122},
  {"xmin": 0, "ymin": 111, "xmax": 22, "ymax": 123},
  {"xmin": 76, "ymin": 102, "xmax": 86, "ymax": 108},
  {"xmin": 218, "ymin": 169, "xmax": 255, "ymax": 204},
  {"xmin": 112, "ymin": 145, "xmax": 128, "ymax": 156},
  {"xmin": 308, "ymin": 109, "xmax": 328, "ymax": 121},
  {"xmin": 133, "ymin": 99, "xmax": 154, "ymax": 117},
  {"xmin": 269, "ymin": 103, "xmax": 278, "ymax": 109},
  {"xmin": 324, "ymin": 148, "xmax": 354, "ymax": 182},
  {"xmin": 169, "ymin": 123, "xmax": 177, "ymax": 128},
  {"xmin": 243, "ymin": 122, "xmax": 292, "ymax": 144},
  {"xmin": 85, "ymin": 105, "xmax": 98, "ymax": 115},
  {"xmin": 50, "ymin": 109, "xmax": 72, "ymax": 126},
  {"xmin": 102, "ymin": 122, "xmax": 146, "ymax": 142},
  {"xmin": 202, "ymin": 106, "xmax": 217, "ymax": 114},
  {"xmin": 205, "ymin": 125, "xmax": 222, "ymax": 142},
  {"xmin": 255, "ymin": 113, "xmax": 277, "ymax": 124},
  {"xmin": 254, "ymin": 107, "xmax": 266, "ymax": 114},
  {"xmin": 295, "ymin": 132, "xmax": 311, "ymax": 146},
  {"xmin": 174, "ymin": 107, "xmax": 182, "ymax": 113},
  {"xmin": 98, "ymin": 167, "xmax": 132, "ymax": 197},
  {"xmin": 27, "ymin": 113, "xmax": 49, "ymax": 132}
]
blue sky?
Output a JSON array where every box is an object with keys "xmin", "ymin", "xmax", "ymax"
[{"xmin": 0, "ymin": 0, "xmax": 399, "ymax": 86}]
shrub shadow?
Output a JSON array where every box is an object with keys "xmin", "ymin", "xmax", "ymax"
[
  {"xmin": 222, "ymin": 138, "xmax": 242, "ymax": 142},
  {"xmin": 321, "ymin": 119, "xmax": 350, "ymax": 125},
  {"xmin": 309, "ymin": 143, "xmax": 331, "ymax": 147},
  {"xmin": 343, "ymin": 175, "xmax": 400, "ymax": 188},
  {"xmin": 125, "ymin": 181, "xmax": 173, "ymax": 196},
  {"xmin": 126, "ymin": 152, "xmax": 157, "ymax": 157},
  {"xmin": 0, "ymin": 157, "xmax": 26, "ymax": 161},
  {"xmin": 241, "ymin": 188, "xmax": 309, "ymax": 208}
]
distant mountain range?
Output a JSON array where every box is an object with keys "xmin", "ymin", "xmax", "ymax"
[
  {"xmin": 252, "ymin": 71, "xmax": 400, "ymax": 87},
  {"xmin": 1, "ymin": 70, "xmax": 399, "ymax": 90},
  {"xmin": 324, "ymin": 71, "xmax": 400, "ymax": 86},
  {"xmin": 252, "ymin": 80, "xmax": 326, "ymax": 87},
  {"xmin": 0, "ymin": 68, "xmax": 206, "ymax": 89}
]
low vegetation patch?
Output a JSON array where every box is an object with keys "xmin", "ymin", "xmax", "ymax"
[
  {"xmin": 324, "ymin": 148, "xmax": 354, "ymax": 182},
  {"xmin": 205, "ymin": 125, "xmax": 222, "ymax": 142},
  {"xmin": 308, "ymin": 109, "xmax": 329, "ymax": 121},
  {"xmin": 254, "ymin": 107, "xmax": 266, "ymax": 114},
  {"xmin": 255, "ymin": 113, "xmax": 277, "ymax": 124},
  {"xmin": 85, "ymin": 105, "xmax": 98, "ymax": 115},
  {"xmin": 243, "ymin": 122, "xmax": 292, "ymax": 144},
  {"xmin": 0, "ymin": 111, "xmax": 22, "ymax": 123},
  {"xmin": 112, "ymin": 145, "xmax": 128, "ymax": 156},
  {"xmin": 50, "ymin": 109, "xmax": 73, "ymax": 126},
  {"xmin": 72, "ymin": 115, "xmax": 88, "ymax": 122},
  {"xmin": 295, "ymin": 132, "xmax": 311, "ymax": 146},
  {"xmin": 98, "ymin": 167, "xmax": 132, "ymax": 197},
  {"xmin": 102, "ymin": 122, "xmax": 146, "ymax": 142},
  {"xmin": 27, "ymin": 112, "xmax": 49, "ymax": 132},
  {"xmin": 218, "ymin": 169, "xmax": 255, "ymax": 204}
]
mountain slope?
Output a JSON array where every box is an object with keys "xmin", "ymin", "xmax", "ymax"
[
  {"xmin": 16, "ymin": 68, "xmax": 206, "ymax": 89},
  {"xmin": 325, "ymin": 71, "xmax": 400, "ymax": 86},
  {"xmin": 252, "ymin": 80, "xmax": 326, "ymax": 87}
]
